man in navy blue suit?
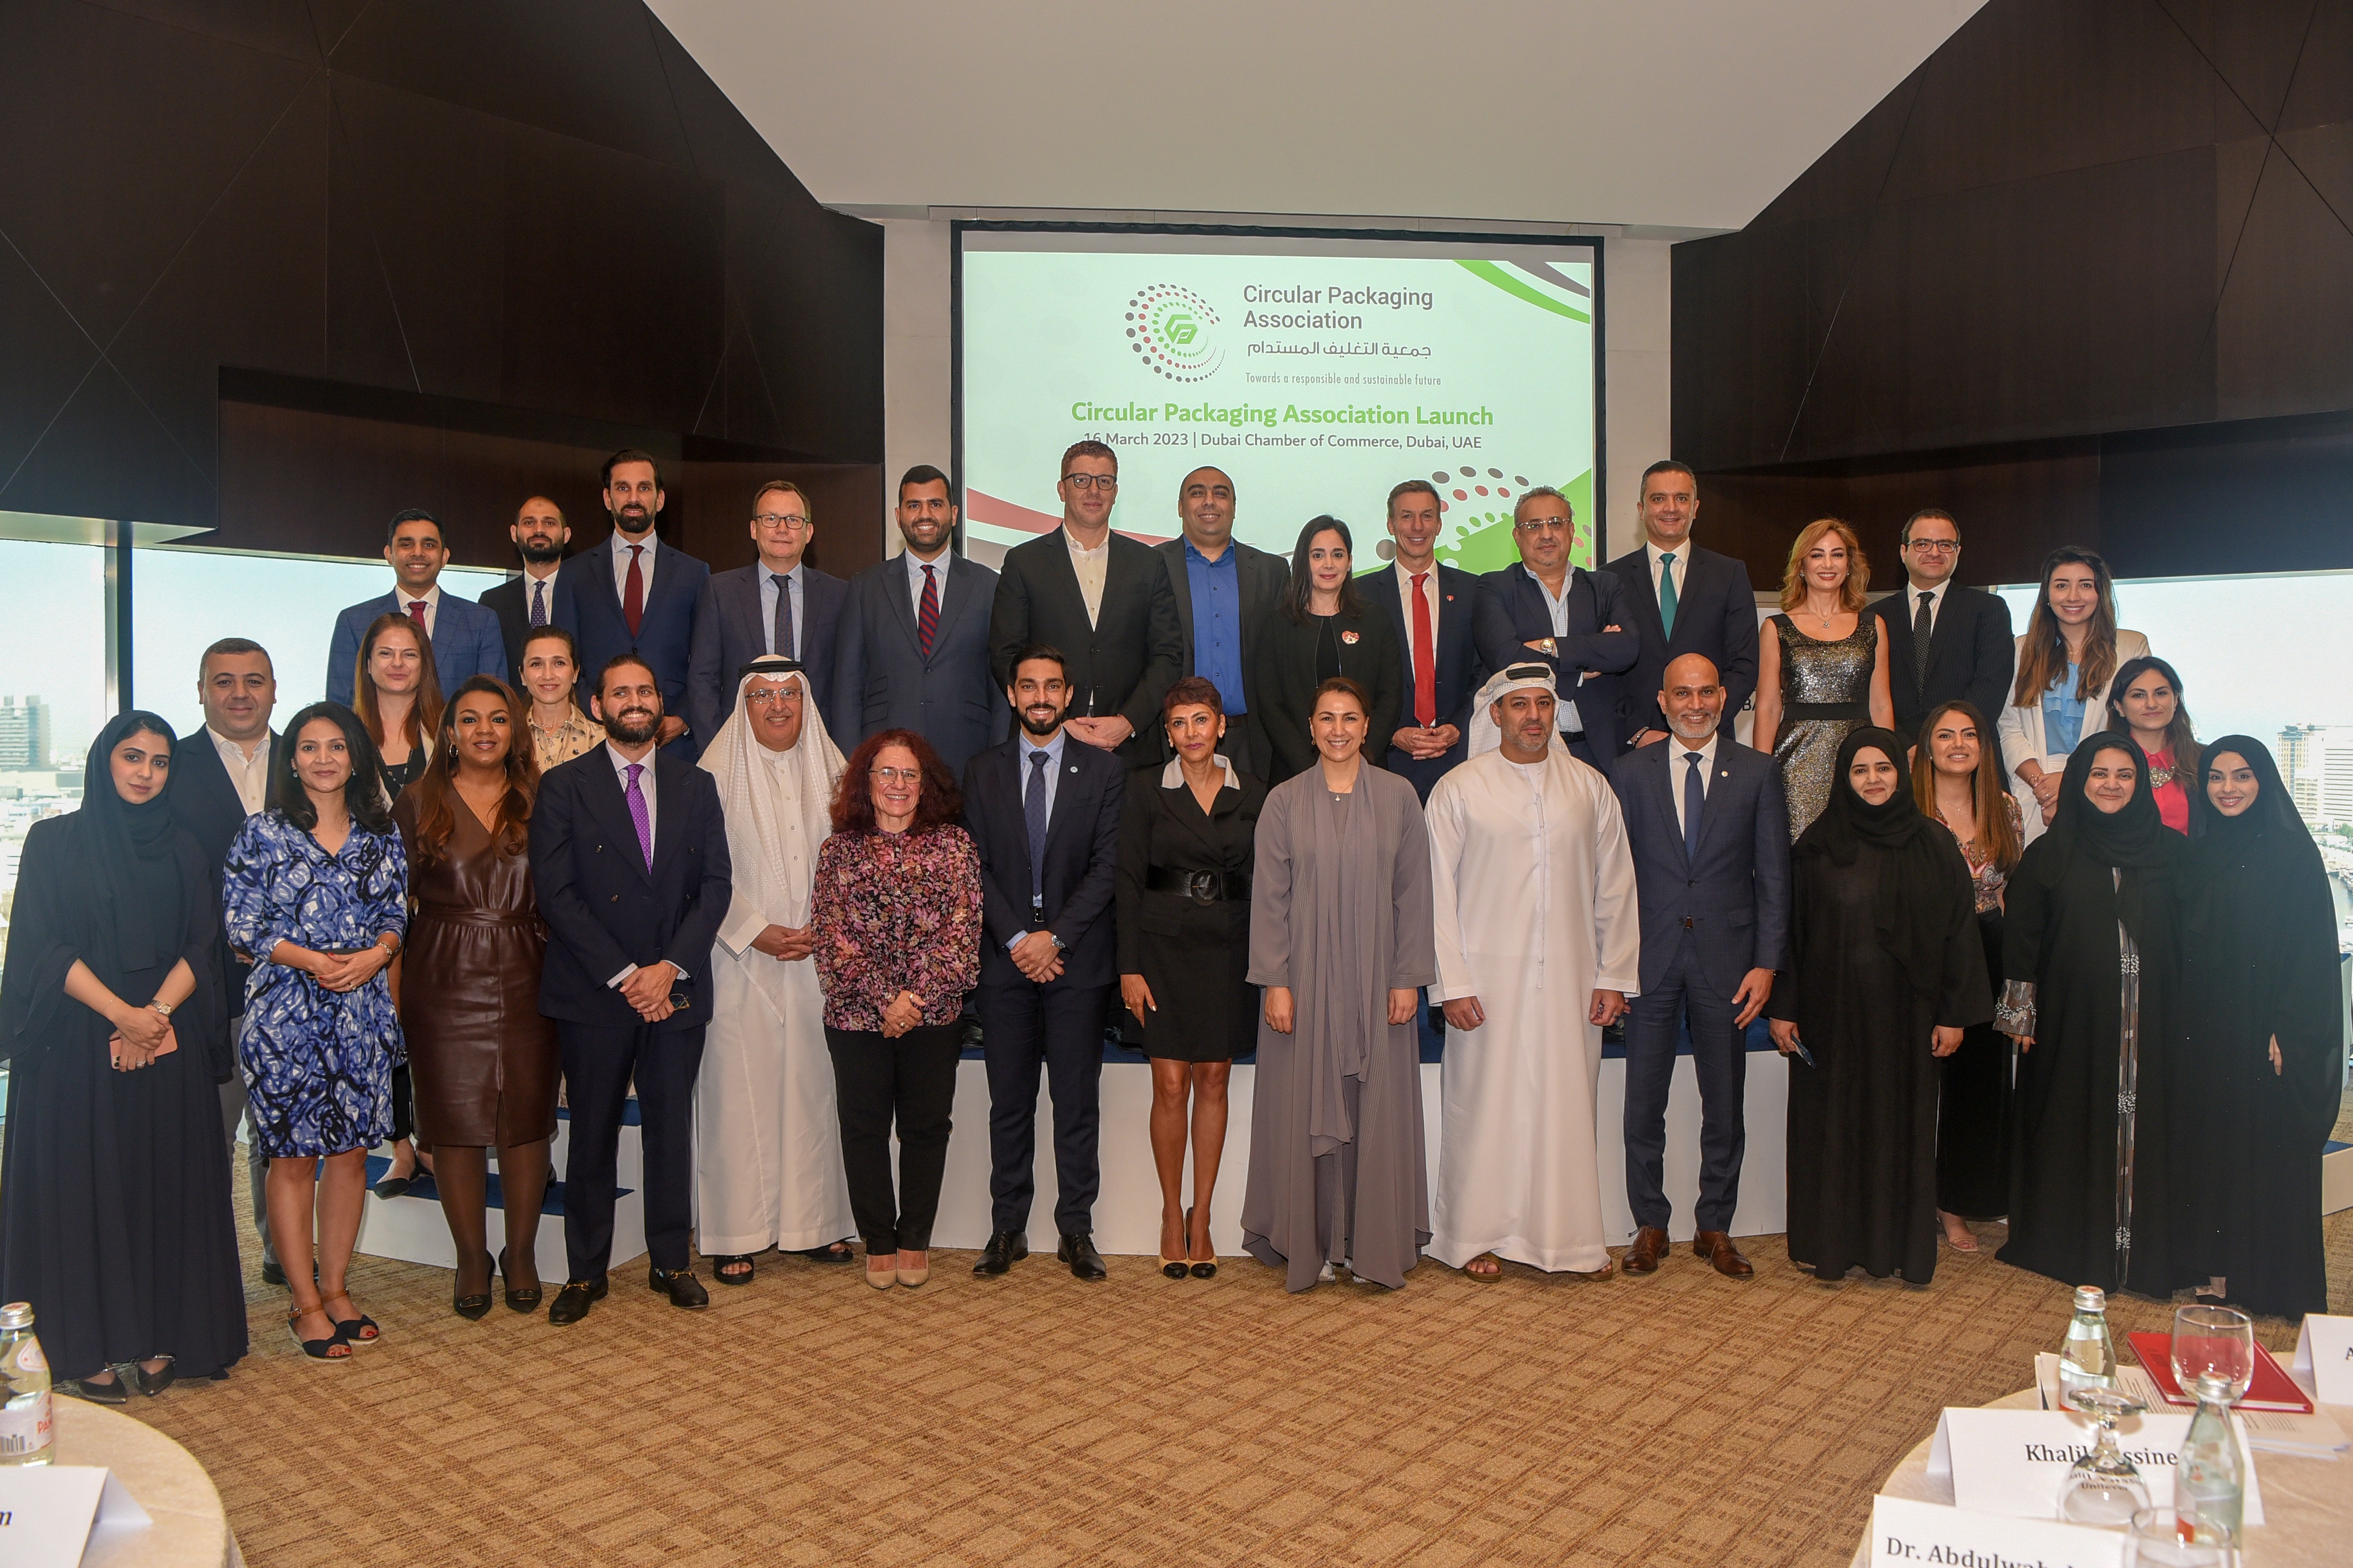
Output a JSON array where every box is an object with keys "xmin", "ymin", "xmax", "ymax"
[
  {"xmin": 1603, "ymin": 461, "xmax": 1761, "ymax": 750},
  {"xmin": 324, "ymin": 509, "xmax": 506, "ymax": 706},
  {"xmin": 1473, "ymin": 488, "xmax": 1640, "ymax": 766},
  {"xmin": 554, "ymin": 450, "xmax": 711, "ymax": 758},
  {"xmin": 687, "ymin": 477, "xmax": 849, "ymax": 746},
  {"xmin": 532, "ymin": 653, "xmax": 733, "ymax": 1324},
  {"xmin": 1608, "ymin": 653, "xmax": 1790, "ymax": 1280},
  {"xmin": 1359, "ymin": 478, "xmax": 1487, "ymax": 800},
  {"xmin": 962, "ymin": 645, "xmax": 1125, "ymax": 1282}
]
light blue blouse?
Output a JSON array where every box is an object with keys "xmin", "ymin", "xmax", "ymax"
[{"xmin": 2040, "ymin": 661, "xmax": 2087, "ymax": 757}]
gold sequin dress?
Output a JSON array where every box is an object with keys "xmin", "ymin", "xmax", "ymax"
[{"xmin": 1768, "ymin": 614, "xmax": 1876, "ymax": 839}]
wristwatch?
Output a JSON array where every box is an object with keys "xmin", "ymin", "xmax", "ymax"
[{"xmin": 148, "ymin": 999, "xmax": 174, "ymax": 1018}]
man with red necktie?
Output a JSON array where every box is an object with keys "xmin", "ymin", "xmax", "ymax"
[
  {"xmin": 323, "ymin": 508, "xmax": 506, "ymax": 706},
  {"xmin": 1358, "ymin": 479, "xmax": 1489, "ymax": 802},
  {"xmin": 552, "ymin": 449, "xmax": 712, "ymax": 758}
]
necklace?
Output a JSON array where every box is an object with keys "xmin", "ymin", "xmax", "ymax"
[{"xmin": 2146, "ymin": 751, "xmax": 2174, "ymax": 789}]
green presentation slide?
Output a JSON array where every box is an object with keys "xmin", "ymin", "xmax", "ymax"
[{"xmin": 958, "ymin": 230, "xmax": 1600, "ymax": 571}]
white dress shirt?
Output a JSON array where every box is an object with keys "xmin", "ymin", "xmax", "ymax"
[
  {"xmin": 396, "ymin": 582, "xmax": 441, "ymax": 637},
  {"xmin": 603, "ymin": 740, "xmax": 687, "ymax": 987},
  {"xmin": 1669, "ymin": 730, "xmax": 1720, "ymax": 840},
  {"xmin": 757, "ymin": 560, "xmax": 805, "ymax": 658},
  {"xmin": 1064, "ymin": 527, "xmax": 1109, "ymax": 627},
  {"xmin": 522, "ymin": 563, "xmax": 558, "ymax": 628},
  {"xmin": 1008, "ymin": 727, "xmax": 1070, "ymax": 950},
  {"xmin": 208, "ymin": 727, "xmax": 273, "ymax": 816},
  {"xmin": 1644, "ymin": 540, "xmax": 1690, "ymax": 606},
  {"xmin": 904, "ymin": 546, "xmax": 951, "ymax": 620},
  {"xmin": 1902, "ymin": 577, "xmax": 1951, "ymax": 637},
  {"xmin": 609, "ymin": 530, "xmax": 661, "ymax": 601},
  {"xmin": 1534, "ymin": 573, "xmax": 1587, "ymax": 734}
]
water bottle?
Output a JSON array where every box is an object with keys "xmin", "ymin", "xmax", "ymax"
[
  {"xmin": 2058, "ymin": 1285, "xmax": 2116, "ymax": 1400},
  {"xmin": 2176, "ymin": 1379, "xmax": 2245, "ymax": 1546},
  {"xmin": 0, "ymin": 1302, "xmax": 55, "ymax": 1466}
]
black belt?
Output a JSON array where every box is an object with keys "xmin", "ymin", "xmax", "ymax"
[
  {"xmin": 1146, "ymin": 866, "xmax": 1252, "ymax": 904},
  {"xmin": 1783, "ymin": 701, "xmax": 1866, "ymax": 720}
]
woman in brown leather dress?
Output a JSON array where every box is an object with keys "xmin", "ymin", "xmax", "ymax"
[{"xmin": 392, "ymin": 676, "xmax": 561, "ymax": 1318}]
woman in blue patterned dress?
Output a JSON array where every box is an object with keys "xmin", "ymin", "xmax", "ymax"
[{"xmin": 223, "ymin": 702, "xmax": 408, "ymax": 1361}]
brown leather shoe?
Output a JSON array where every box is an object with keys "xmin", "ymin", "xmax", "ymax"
[
  {"xmin": 1623, "ymin": 1226, "xmax": 1668, "ymax": 1274},
  {"xmin": 1694, "ymin": 1230, "xmax": 1754, "ymax": 1278}
]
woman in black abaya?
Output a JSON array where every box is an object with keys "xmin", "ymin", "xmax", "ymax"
[
  {"xmin": 2176, "ymin": 738, "xmax": 2342, "ymax": 1319},
  {"xmin": 0, "ymin": 713, "xmax": 247, "ymax": 1396},
  {"xmin": 1767, "ymin": 729, "xmax": 1991, "ymax": 1284},
  {"xmin": 1996, "ymin": 734, "xmax": 2186, "ymax": 1295}
]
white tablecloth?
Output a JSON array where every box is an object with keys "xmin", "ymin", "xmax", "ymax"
[
  {"xmin": 1852, "ymin": 1388, "xmax": 2353, "ymax": 1567},
  {"xmin": 50, "ymin": 1398, "xmax": 236, "ymax": 1568}
]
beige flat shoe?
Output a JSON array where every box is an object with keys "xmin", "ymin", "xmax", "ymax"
[
  {"xmin": 896, "ymin": 1251, "xmax": 930, "ymax": 1289},
  {"xmin": 866, "ymin": 1252, "xmax": 899, "ymax": 1290}
]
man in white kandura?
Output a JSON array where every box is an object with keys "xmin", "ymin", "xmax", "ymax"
[
  {"xmin": 1427, "ymin": 664, "xmax": 1641, "ymax": 1281},
  {"xmin": 694, "ymin": 655, "xmax": 858, "ymax": 1282}
]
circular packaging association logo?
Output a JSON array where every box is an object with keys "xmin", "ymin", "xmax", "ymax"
[{"xmin": 1125, "ymin": 285, "xmax": 1223, "ymax": 382}]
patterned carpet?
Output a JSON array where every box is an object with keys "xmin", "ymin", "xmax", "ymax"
[{"xmin": 83, "ymin": 1140, "xmax": 2353, "ymax": 1568}]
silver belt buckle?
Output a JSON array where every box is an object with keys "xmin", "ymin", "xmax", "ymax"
[{"xmin": 1187, "ymin": 871, "xmax": 1219, "ymax": 906}]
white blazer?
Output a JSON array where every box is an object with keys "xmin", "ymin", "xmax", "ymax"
[{"xmin": 1996, "ymin": 627, "xmax": 2150, "ymax": 845}]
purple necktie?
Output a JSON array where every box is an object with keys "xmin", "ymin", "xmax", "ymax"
[{"xmin": 624, "ymin": 762, "xmax": 652, "ymax": 870}]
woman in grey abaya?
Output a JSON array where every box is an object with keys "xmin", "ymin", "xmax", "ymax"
[{"xmin": 1241, "ymin": 675, "xmax": 1437, "ymax": 1290}]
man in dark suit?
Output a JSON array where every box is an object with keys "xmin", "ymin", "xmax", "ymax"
[
  {"xmin": 835, "ymin": 464, "xmax": 1007, "ymax": 776},
  {"xmin": 553, "ymin": 449, "xmax": 711, "ymax": 758},
  {"xmin": 988, "ymin": 440, "xmax": 1183, "ymax": 767},
  {"xmin": 1152, "ymin": 465, "xmax": 1288, "ymax": 778},
  {"xmin": 531, "ymin": 653, "xmax": 733, "ymax": 1322},
  {"xmin": 1608, "ymin": 653, "xmax": 1790, "ymax": 1280},
  {"xmin": 479, "ymin": 494, "xmax": 570, "ymax": 686},
  {"xmin": 324, "ymin": 509, "xmax": 507, "ymax": 706},
  {"xmin": 688, "ymin": 477, "xmax": 849, "ymax": 746},
  {"xmin": 962, "ymin": 645, "xmax": 1125, "ymax": 1281},
  {"xmin": 170, "ymin": 637, "xmax": 280, "ymax": 1281},
  {"xmin": 1604, "ymin": 460, "xmax": 1761, "ymax": 749},
  {"xmin": 1362, "ymin": 478, "xmax": 1486, "ymax": 799},
  {"xmin": 1474, "ymin": 487, "xmax": 1640, "ymax": 765},
  {"xmin": 1873, "ymin": 508, "xmax": 2016, "ymax": 742}
]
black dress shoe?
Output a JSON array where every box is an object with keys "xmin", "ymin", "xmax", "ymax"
[
  {"xmin": 648, "ymin": 1264, "xmax": 709, "ymax": 1309},
  {"xmin": 69, "ymin": 1373, "xmax": 131, "ymax": 1405},
  {"xmin": 973, "ymin": 1229, "xmax": 1029, "ymax": 1275},
  {"xmin": 1058, "ymin": 1232, "xmax": 1108, "ymax": 1281},
  {"xmin": 547, "ymin": 1275, "xmax": 609, "ymax": 1326}
]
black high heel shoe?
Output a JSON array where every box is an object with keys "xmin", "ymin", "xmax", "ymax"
[
  {"xmin": 499, "ymin": 1246, "xmax": 543, "ymax": 1313},
  {"xmin": 453, "ymin": 1250, "xmax": 495, "ymax": 1320}
]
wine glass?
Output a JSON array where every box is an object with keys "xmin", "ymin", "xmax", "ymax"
[
  {"xmin": 2060, "ymin": 1385, "xmax": 2151, "ymax": 1524},
  {"xmin": 2171, "ymin": 1304, "xmax": 2255, "ymax": 1405}
]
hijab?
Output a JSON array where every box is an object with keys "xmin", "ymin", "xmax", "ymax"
[
  {"xmin": 81, "ymin": 710, "xmax": 187, "ymax": 973},
  {"xmin": 2188, "ymin": 736, "xmax": 2309, "ymax": 852},
  {"xmin": 2035, "ymin": 733, "xmax": 2171, "ymax": 940},
  {"xmin": 1794, "ymin": 726, "xmax": 1970, "ymax": 996}
]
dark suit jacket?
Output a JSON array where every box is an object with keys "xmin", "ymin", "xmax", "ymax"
[
  {"xmin": 528, "ymin": 746, "xmax": 731, "ymax": 1032},
  {"xmin": 1473, "ymin": 561, "xmax": 1642, "ymax": 757},
  {"xmin": 1359, "ymin": 562, "xmax": 1487, "ymax": 798},
  {"xmin": 988, "ymin": 529, "xmax": 1184, "ymax": 765},
  {"xmin": 835, "ymin": 552, "xmax": 1008, "ymax": 777},
  {"xmin": 687, "ymin": 561, "xmax": 849, "ymax": 746},
  {"xmin": 168, "ymin": 727, "xmax": 267, "ymax": 1065},
  {"xmin": 1153, "ymin": 536, "xmax": 1289, "ymax": 765},
  {"xmin": 479, "ymin": 571, "xmax": 561, "ymax": 687},
  {"xmin": 552, "ymin": 535, "xmax": 711, "ymax": 757},
  {"xmin": 324, "ymin": 590, "xmax": 506, "ymax": 706},
  {"xmin": 1600, "ymin": 542, "xmax": 1761, "ymax": 740},
  {"xmin": 961, "ymin": 735, "xmax": 1126, "ymax": 990},
  {"xmin": 1874, "ymin": 583, "xmax": 2016, "ymax": 742},
  {"xmin": 1257, "ymin": 602, "xmax": 1406, "ymax": 784},
  {"xmin": 1609, "ymin": 736, "xmax": 1792, "ymax": 1000}
]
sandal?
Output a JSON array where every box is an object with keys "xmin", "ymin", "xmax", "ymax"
[
  {"xmin": 285, "ymin": 1305, "xmax": 351, "ymax": 1363},
  {"xmin": 1463, "ymin": 1253, "xmax": 1504, "ymax": 1282},
  {"xmin": 714, "ymin": 1255, "xmax": 756, "ymax": 1286},
  {"xmin": 321, "ymin": 1290, "xmax": 379, "ymax": 1345},
  {"xmin": 792, "ymin": 1241, "xmax": 857, "ymax": 1265}
]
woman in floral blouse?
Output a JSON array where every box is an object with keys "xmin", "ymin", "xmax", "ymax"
[{"xmin": 811, "ymin": 727, "xmax": 982, "ymax": 1290}]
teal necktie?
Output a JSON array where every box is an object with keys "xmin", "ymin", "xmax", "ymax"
[{"xmin": 1658, "ymin": 552, "xmax": 1679, "ymax": 637}]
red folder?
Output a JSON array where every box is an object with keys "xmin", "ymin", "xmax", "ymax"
[{"xmin": 2127, "ymin": 1330, "xmax": 2313, "ymax": 1413}]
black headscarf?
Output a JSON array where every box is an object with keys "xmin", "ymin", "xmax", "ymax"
[
  {"xmin": 2034, "ymin": 732, "xmax": 2172, "ymax": 940},
  {"xmin": 81, "ymin": 710, "xmax": 186, "ymax": 973},
  {"xmin": 1794, "ymin": 726, "xmax": 1972, "ymax": 996},
  {"xmin": 2188, "ymin": 736, "xmax": 2310, "ymax": 851}
]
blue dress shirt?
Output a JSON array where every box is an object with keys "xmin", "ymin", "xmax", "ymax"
[
  {"xmin": 2041, "ymin": 661, "xmax": 2087, "ymax": 758},
  {"xmin": 1182, "ymin": 539, "xmax": 1247, "ymax": 715},
  {"xmin": 757, "ymin": 562, "xmax": 805, "ymax": 659}
]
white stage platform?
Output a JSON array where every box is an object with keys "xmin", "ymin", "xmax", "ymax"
[{"xmin": 355, "ymin": 1103, "xmax": 642, "ymax": 1281}]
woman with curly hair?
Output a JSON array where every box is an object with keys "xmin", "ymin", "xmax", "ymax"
[{"xmin": 1753, "ymin": 517, "xmax": 1894, "ymax": 839}]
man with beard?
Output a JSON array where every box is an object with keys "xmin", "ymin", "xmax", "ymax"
[
  {"xmin": 962, "ymin": 646, "xmax": 1125, "ymax": 1280},
  {"xmin": 834, "ymin": 465, "xmax": 1008, "ymax": 775},
  {"xmin": 1151, "ymin": 465, "xmax": 1288, "ymax": 778},
  {"xmin": 325, "ymin": 508, "xmax": 507, "ymax": 705},
  {"xmin": 480, "ymin": 495, "xmax": 571, "ymax": 686},
  {"xmin": 532, "ymin": 654, "xmax": 733, "ymax": 1322},
  {"xmin": 554, "ymin": 449, "xmax": 712, "ymax": 757}
]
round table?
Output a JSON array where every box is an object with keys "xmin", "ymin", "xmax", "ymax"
[
  {"xmin": 1851, "ymin": 1389, "xmax": 2353, "ymax": 1566},
  {"xmin": 49, "ymin": 1398, "xmax": 237, "ymax": 1568}
]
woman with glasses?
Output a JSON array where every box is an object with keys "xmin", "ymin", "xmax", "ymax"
[
  {"xmin": 810, "ymin": 729, "xmax": 983, "ymax": 1290},
  {"xmin": 1240, "ymin": 677, "xmax": 1437, "ymax": 1291},
  {"xmin": 1996, "ymin": 547, "xmax": 2149, "ymax": 845},
  {"xmin": 2102, "ymin": 655, "xmax": 2197, "ymax": 834},
  {"xmin": 1256, "ymin": 517, "xmax": 1402, "ymax": 784}
]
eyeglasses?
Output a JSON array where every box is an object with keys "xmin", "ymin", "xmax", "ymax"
[
  {"xmin": 870, "ymin": 766, "xmax": 921, "ymax": 784},
  {"xmin": 1906, "ymin": 539, "xmax": 1960, "ymax": 555},
  {"xmin": 743, "ymin": 688, "xmax": 802, "ymax": 708},
  {"xmin": 753, "ymin": 512, "xmax": 809, "ymax": 529},
  {"xmin": 1061, "ymin": 473, "xmax": 1119, "ymax": 491}
]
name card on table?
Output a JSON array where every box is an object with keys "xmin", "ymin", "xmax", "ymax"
[
  {"xmin": 2291, "ymin": 1314, "xmax": 2353, "ymax": 1406},
  {"xmin": 1870, "ymin": 1495, "xmax": 2123, "ymax": 1568},
  {"xmin": 1926, "ymin": 1409, "xmax": 2265, "ymax": 1524},
  {"xmin": 0, "ymin": 1465, "xmax": 151, "ymax": 1568}
]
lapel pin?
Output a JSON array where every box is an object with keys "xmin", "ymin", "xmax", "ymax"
[{"xmin": 1341, "ymin": 629, "xmax": 1361, "ymax": 645}]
